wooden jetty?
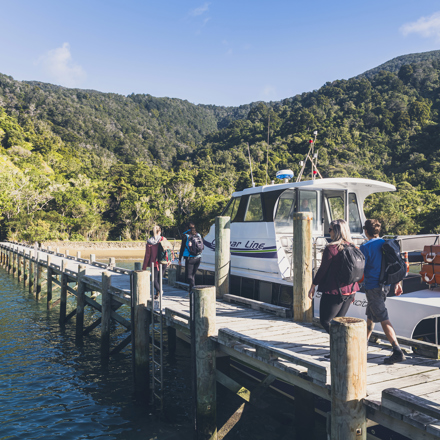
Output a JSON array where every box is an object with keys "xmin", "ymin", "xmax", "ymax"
[{"xmin": 2, "ymin": 217, "xmax": 440, "ymax": 439}]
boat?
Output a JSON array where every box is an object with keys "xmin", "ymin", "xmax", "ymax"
[{"xmin": 174, "ymin": 137, "xmax": 440, "ymax": 344}]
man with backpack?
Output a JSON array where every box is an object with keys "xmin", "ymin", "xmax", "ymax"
[
  {"xmin": 178, "ymin": 225, "xmax": 204, "ymax": 293},
  {"xmin": 360, "ymin": 219, "xmax": 405, "ymax": 364},
  {"xmin": 179, "ymin": 222, "xmax": 195, "ymax": 284}
]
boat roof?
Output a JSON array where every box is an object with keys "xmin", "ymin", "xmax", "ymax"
[{"xmin": 232, "ymin": 177, "xmax": 396, "ymax": 200}]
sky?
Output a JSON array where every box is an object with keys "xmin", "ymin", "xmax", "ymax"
[{"xmin": 1, "ymin": 0, "xmax": 440, "ymax": 107}]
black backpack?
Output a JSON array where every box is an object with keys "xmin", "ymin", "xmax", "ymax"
[
  {"xmin": 187, "ymin": 234, "xmax": 204, "ymax": 257},
  {"xmin": 338, "ymin": 244, "xmax": 365, "ymax": 288},
  {"xmin": 379, "ymin": 239, "xmax": 406, "ymax": 285}
]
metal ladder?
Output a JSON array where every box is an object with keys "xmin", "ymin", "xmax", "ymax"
[{"xmin": 150, "ymin": 263, "xmax": 164, "ymax": 410}]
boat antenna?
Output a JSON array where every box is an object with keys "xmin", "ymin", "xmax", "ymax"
[
  {"xmin": 247, "ymin": 142, "xmax": 255, "ymax": 187},
  {"xmin": 296, "ymin": 131, "xmax": 323, "ymax": 182},
  {"xmin": 265, "ymin": 112, "xmax": 270, "ymax": 185}
]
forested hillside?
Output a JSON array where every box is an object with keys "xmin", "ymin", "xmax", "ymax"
[{"xmin": 1, "ymin": 52, "xmax": 440, "ymax": 242}]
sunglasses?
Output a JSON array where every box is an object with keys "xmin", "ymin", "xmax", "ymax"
[{"xmin": 328, "ymin": 228, "xmax": 333, "ymax": 232}]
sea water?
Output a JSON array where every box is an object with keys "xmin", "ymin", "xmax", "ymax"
[{"xmin": 0, "ymin": 261, "xmax": 194, "ymax": 440}]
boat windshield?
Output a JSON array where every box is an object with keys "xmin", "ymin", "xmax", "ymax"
[
  {"xmin": 274, "ymin": 189, "xmax": 295, "ymax": 234},
  {"xmin": 222, "ymin": 196, "xmax": 241, "ymax": 222}
]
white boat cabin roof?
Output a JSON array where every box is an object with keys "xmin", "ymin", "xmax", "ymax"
[{"xmin": 232, "ymin": 177, "xmax": 396, "ymax": 201}]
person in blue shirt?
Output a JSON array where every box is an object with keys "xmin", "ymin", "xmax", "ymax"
[
  {"xmin": 360, "ymin": 219, "xmax": 405, "ymax": 364},
  {"xmin": 179, "ymin": 226, "xmax": 202, "ymax": 293},
  {"xmin": 179, "ymin": 222, "xmax": 195, "ymax": 285}
]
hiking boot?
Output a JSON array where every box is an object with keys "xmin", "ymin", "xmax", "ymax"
[{"xmin": 383, "ymin": 350, "xmax": 406, "ymax": 365}]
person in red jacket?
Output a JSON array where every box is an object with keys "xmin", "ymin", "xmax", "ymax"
[
  {"xmin": 308, "ymin": 219, "xmax": 359, "ymax": 334},
  {"xmin": 142, "ymin": 225, "xmax": 166, "ymax": 299}
]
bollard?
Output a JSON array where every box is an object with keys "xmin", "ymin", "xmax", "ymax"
[
  {"xmin": 132, "ymin": 270, "xmax": 150, "ymax": 402},
  {"xmin": 191, "ymin": 285, "xmax": 217, "ymax": 439},
  {"xmin": 76, "ymin": 264, "xmax": 86, "ymax": 343},
  {"xmin": 167, "ymin": 267, "xmax": 177, "ymax": 287},
  {"xmin": 46, "ymin": 255, "xmax": 52, "ymax": 310},
  {"xmin": 292, "ymin": 212, "xmax": 313, "ymax": 323},
  {"xmin": 59, "ymin": 260, "xmax": 68, "ymax": 325},
  {"xmin": 330, "ymin": 317, "xmax": 367, "ymax": 440},
  {"xmin": 215, "ymin": 216, "xmax": 230, "ymax": 299}
]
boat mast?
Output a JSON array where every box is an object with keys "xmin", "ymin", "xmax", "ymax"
[
  {"xmin": 296, "ymin": 131, "xmax": 323, "ymax": 182},
  {"xmin": 247, "ymin": 142, "xmax": 255, "ymax": 187}
]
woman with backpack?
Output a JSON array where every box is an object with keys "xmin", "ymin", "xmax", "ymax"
[
  {"xmin": 179, "ymin": 226, "xmax": 203, "ymax": 293},
  {"xmin": 142, "ymin": 225, "xmax": 172, "ymax": 299},
  {"xmin": 308, "ymin": 219, "xmax": 360, "ymax": 334}
]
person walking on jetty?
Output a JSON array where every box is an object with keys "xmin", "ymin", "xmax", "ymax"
[
  {"xmin": 179, "ymin": 226, "xmax": 203, "ymax": 294},
  {"xmin": 308, "ymin": 219, "xmax": 359, "ymax": 334},
  {"xmin": 142, "ymin": 225, "xmax": 171, "ymax": 299},
  {"xmin": 360, "ymin": 219, "xmax": 406, "ymax": 365},
  {"xmin": 179, "ymin": 222, "xmax": 195, "ymax": 285}
]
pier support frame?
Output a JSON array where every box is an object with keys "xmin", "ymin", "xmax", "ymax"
[{"xmin": 101, "ymin": 271, "xmax": 112, "ymax": 361}]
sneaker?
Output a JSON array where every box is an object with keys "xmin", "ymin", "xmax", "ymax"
[{"xmin": 383, "ymin": 350, "xmax": 406, "ymax": 365}]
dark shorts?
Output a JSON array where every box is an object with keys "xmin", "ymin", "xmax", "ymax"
[{"xmin": 365, "ymin": 286, "xmax": 390, "ymax": 323}]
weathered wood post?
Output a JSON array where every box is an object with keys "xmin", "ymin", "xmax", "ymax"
[
  {"xmin": 46, "ymin": 255, "xmax": 53, "ymax": 310},
  {"xmin": 29, "ymin": 250, "xmax": 35, "ymax": 294},
  {"xmin": 134, "ymin": 262, "xmax": 142, "ymax": 271},
  {"xmin": 65, "ymin": 250, "xmax": 70, "ymax": 257},
  {"xmin": 167, "ymin": 267, "xmax": 177, "ymax": 287},
  {"xmin": 12, "ymin": 248, "xmax": 17, "ymax": 277},
  {"xmin": 215, "ymin": 216, "xmax": 230, "ymax": 299},
  {"xmin": 101, "ymin": 271, "xmax": 112, "ymax": 361},
  {"xmin": 23, "ymin": 250, "xmax": 29, "ymax": 286},
  {"xmin": 191, "ymin": 285, "xmax": 217, "ymax": 439},
  {"xmin": 59, "ymin": 259, "xmax": 68, "ymax": 325},
  {"xmin": 132, "ymin": 270, "xmax": 150, "ymax": 402},
  {"xmin": 90, "ymin": 254, "xmax": 96, "ymax": 264},
  {"xmin": 76, "ymin": 264, "xmax": 86, "ymax": 343},
  {"xmin": 292, "ymin": 212, "xmax": 313, "ymax": 323},
  {"xmin": 8, "ymin": 248, "xmax": 12, "ymax": 274},
  {"xmin": 76, "ymin": 251, "xmax": 81, "ymax": 261},
  {"xmin": 109, "ymin": 257, "xmax": 115, "ymax": 269},
  {"xmin": 18, "ymin": 250, "xmax": 24, "ymax": 282},
  {"xmin": 36, "ymin": 252, "xmax": 43, "ymax": 299},
  {"xmin": 330, "ymin": 317, "xmax": 367, "ymax": 440}
]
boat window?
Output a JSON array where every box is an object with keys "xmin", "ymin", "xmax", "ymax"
[
  {"xmin": 299, "ymin": 190, "xmax": 320, "ymax": 231},
  {"xmin": 244, "ymin": 194, "xmax": 263, "ymax": 222},
  {"xmin": 274, "ymin": 189, "xmax": 295, "ymax": 233},
  {"xmin": 348, "ymin": 193, "xmax": 362, "ymax": 234},
  {"xmin": 222, "ymin": 197, "xmax": 241, "ymax": 222},
  {"xmin": 327, "ymin": 196, "xmax": 345, "ymax": 221}
]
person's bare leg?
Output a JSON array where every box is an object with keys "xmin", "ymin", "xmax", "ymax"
[
  {"xmin": 367, "ymin": 318, "xmax": 375, "ymax": 341},
  {"xmin": 380, "ymin": 319, "xmax": 399, "ymax": 346}
]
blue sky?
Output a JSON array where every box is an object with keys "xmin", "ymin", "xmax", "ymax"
[{"xmin": 1, "ymin": 0, "xmax": 440, "ymax": 106}]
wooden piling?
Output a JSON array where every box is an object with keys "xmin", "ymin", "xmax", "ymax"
[
  {"xmin": 46, "ymin": 255, "xmax": 53, "ymax": 310},
  {"xmin": 8, "ymin": 248, "xmax": 12, "ymax": 273},
  {"xmin": 59, "ymin": 259, "xmax": 68, "ymax": 325},
  {"xmin": 132, "ymin": 270, "xmax": 150, "ymax": 401},
  {"xmin": 36, "ymin": 252, "xmax": 43, "ymax": 299},
  {"xmin": 76, "ymin": 264, "xmax": 86, "ymax": 343},
  {"xmin": 292, "ymin": 212, "xmax": 313, "ymax": 323},
  {"xmin": 191, "ymin": 285, "xmax": 217, "ymax": 439},
  {"xmin": 23, "ymin": 250, "xmax": 29, "ymax": 286},
  {"xmin": 101, "ymin": 271, "xmax": 112, "ymax": 360},
  {"xmin": 109, "ymin": 257, "xmax": 115, "ymax": 269},
  {"xmin": 215, "ymin": 216, "xmax": 230, "ymax": 299},
  {"xmin": 134, "ymin": 262, "xmax": 141, "ymax": 271},
  {"xmin": 17, "ymin": 251, "xmax": 22, "ymax": 282},
  {"xmin": 76, "ymin": 251, "xmax": 81, "ymax": 261},
  {"xmin": 28, "ymin": 250, "xmax": 34, "ymax": 294},
  {"xmin": 12, "ymin": 249, "xmax": 17, "ymax": 277},
  {"xmin": 168, "ymin": 267, "xmax": 177, "ymax": 287},
  {"xmin": 90, "ymin": 254, "xmax": 96, "ymax": 264},
  {"xmin": 330, "ymin": 317, "xmax": 367, "ymax": 440}
]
